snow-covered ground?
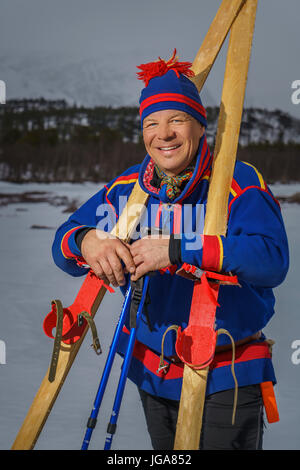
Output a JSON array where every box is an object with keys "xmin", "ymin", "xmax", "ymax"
[{"xmin": 0, "ymin": 180, "xmax": 299, "ymax": 450}]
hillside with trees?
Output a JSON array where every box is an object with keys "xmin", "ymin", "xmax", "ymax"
[{"xmin": 0, "ymin": 99, "xmax": 299, "ymax": 184}]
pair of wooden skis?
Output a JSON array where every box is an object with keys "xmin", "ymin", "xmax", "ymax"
[{"xmin": 11, "ymin": 0, "xmax": 258, "ymax": 450}]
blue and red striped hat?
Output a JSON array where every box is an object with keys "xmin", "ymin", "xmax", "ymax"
[{"xmin": 137, "ymin": 49, "xmax": 207, "ymax": 128}]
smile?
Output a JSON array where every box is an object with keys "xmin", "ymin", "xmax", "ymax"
[{"xmin": 158, "ymin": 145, "xmax": 181, "ymax": 151}]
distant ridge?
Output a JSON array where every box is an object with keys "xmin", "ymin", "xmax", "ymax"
[{"xmin": 2, "ymin": 98, "xmax": 300, "ymax": 146}]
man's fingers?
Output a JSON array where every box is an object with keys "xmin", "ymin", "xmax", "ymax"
[
  {"xmin": 100, "ymin": 258, "xmax": 119, "ymax": 287},
  {"xmin": 81, "ymin": 235, "xmax": 140, "ymax": 286},
  {"xmin": 90, "ymin": 262, "xmax": 110, "ymax": 284},
  {"xmin": 89, "ymin": 260, "xmax": 104, "ymax": 278},
  {"xmin": 106, "ymin": 251, "xmax": 128, "ymax": 286},
  {"xmin": 132, "ymin": 254, "xmax": 144, "ymax": 267},
  {"xmin": 130, "ymin": 263, "xmax": 148, "ymax": 282},
  {"xmin": 129, "ymin": 239, "xmax": 143, "ymax": 257},
  {"xmin": 116, "ymin": 243, "xmax": 136, "ymax": 275}
]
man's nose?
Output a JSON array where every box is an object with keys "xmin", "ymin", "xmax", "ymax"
[{"xmin": 157, "ymin": 122, "xmax": 176, "ymax": 140}]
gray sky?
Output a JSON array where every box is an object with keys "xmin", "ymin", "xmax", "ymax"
[{"xmin": 0, "ymin": 0, "xmax": 299, "ymax": 117}]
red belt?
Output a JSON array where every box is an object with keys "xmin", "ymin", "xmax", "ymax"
[
  {"xmin": 122, "ymin": 328, "xmax": 279, "ymax": 423},
  {"xmin": 127, "ymin": 333, "xmax": 271, "ymax": 379}
]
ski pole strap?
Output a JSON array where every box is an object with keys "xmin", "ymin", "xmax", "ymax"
[
  {"xmin": 77, "ymin": 311, "xmax": 102, "ymax": 355},
  {"xmin": 129, "ymin": 277, "xmax": 152, "ymax": 330},
  {"xmin": 129, "ymin": 278, "xmax": 144, "ymax": 329}
]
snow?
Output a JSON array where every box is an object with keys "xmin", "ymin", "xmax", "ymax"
[{"xmin": 0, "ymin": 180, "xmax": 299, "ymax": 450}]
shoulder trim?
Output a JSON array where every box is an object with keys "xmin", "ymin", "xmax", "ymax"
[
  {"xmin": 228, "ymin": 161, "xmax": 280, "ymax": 216},
  {"xmin": 241, "ymin": 161, "xmax": 266, "ymax": 189},
  {"xmin": 106, "ymin": 172, "xmax": 139, "ymax": 198},
  {"xmin": 104, "ymin": 171, "xmax": 139, "ymax": 220},
  {"xmin": 230, "ymin": 178, "xmax": 242, "ymax": 198},
  {"xmin": 228, "ymin": 185, "xmax": 280, "ymax": 216}
]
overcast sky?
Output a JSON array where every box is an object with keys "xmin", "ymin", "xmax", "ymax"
[{"xmin": 0, "ymin": 0, "xmax": 299, "ymax": 117}]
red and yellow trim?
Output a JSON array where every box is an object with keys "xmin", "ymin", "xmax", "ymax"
[
  {"xmin": 201, "ymin": 235, "xmax": 223, "ymax": 272},
  {"xmin": 230, "ymin": 178, "xmax": 242, "ymax": 198},
  {"xmin": 228, "ymin": 185, "xmax": 280, "ymax": 216},
  {"xmin": 228, "ymin": 166, "xmax": 280, "ymax": 216},
  {"xmin": 182, "ymin": 139, "xmax": 211, "ymax": 200},
  {"xmin": 106, "ymin": 173, "xmax": 139, "ymax": 198},
  {"xmin": 61, "ymin": 225, "xmax": 85, "ymax": 259},
  {"xmin": 242, "ymin": 161, "xmax": 266, "ymax": 189}
]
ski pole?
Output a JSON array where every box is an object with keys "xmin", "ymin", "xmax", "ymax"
[
  {"xmin": 81, "ymin": 283, "xmax": 133, "ymax": 450},
  {"xmin": 104, "ymin": 275, "xmax": 150, "ymax": 450}
]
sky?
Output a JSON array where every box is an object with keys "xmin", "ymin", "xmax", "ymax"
[{"xmin": 0, "ymin": 0, "xmax": 300, "ymax": 117}]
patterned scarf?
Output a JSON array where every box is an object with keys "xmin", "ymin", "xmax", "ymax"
[{"xmin": 155, "ymin": 164, "xmax": 194, "ymax": 201}]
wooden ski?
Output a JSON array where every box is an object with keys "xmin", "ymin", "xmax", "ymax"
[
  {"xmin": 11, "ymin": 182, "xmax": 149, "ymax": 450},
  {"xmin": 11, "ymin": 0, "xmax": 247, "ymax": 450},
  {"xmin": 174, "ymin": 0, "xmax": 258, "ymax": 450},
  {"xmin": 191, "ymin": 0, "xmax": 246, "ymax": 90}
]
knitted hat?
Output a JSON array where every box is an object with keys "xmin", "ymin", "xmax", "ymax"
[{"xmin": 137, "ymin": 49, "xmax": 207, "ymax": 128}]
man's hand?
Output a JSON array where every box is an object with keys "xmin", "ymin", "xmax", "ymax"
[
  {"xmin": 81, "ymin": 229, "xmax": 136, "ymax": 287},
  {"xmin": 129, "ymin": 235, "xmax": 171, "ymax": 281}
]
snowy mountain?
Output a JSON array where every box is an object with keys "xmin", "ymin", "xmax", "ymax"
[
  {"xmin": 0, "ymin": 52, "xmax": 217, "ymax": 109},
  {"xmin": 2, "ymin": 52, "xmax": 299, "ymax": 146},
  {"xmin": 0, "ymin": 52, "xmax": 140, "ymax": 107},
  {"xmin": 205, "ymin": 107, "xmax": 300, "ymax": 147}
]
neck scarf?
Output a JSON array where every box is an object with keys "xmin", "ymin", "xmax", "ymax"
[{"xmin": 155, "ymin": 164, "xmax": 194, "ymax": 201}]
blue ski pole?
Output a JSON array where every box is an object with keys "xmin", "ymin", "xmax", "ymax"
[
  {"xmin": 81, "ymin": 283, "xmax": 132, "ymax": 450},
  {"xmin": 104, "ymin": 275, "xmax": 150, "ymax": 450}
]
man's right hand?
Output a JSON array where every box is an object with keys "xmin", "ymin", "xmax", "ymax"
[{"xmin": 80, "ymin": 229, "xmax": 136, "ymax": 287}]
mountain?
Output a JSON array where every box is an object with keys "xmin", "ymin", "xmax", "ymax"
[
  {"xmin": 2, "ymin": 97, "xmax": 300, "ymax": 148},
  {"xmin": 0, "ymin": 52, "xmax": 140, "ymax": 107},
  {"xmin": 0, "ymin": 51, "xmax": 217, "ymax": 109},
  {"xmin": 207, "ymin": 107, "xmax": 300, "ymax": 147},
  {"xmin": 3, "ymin": 52, "xmax": 298, "ymax": 147}
]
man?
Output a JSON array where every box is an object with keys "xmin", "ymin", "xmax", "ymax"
[{"xmin": 52, "ymin": 52, "xmax": 289, "ymax": 450}]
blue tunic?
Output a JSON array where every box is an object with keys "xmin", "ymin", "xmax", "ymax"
[{"xmin": 52, "ymin": 135, "xmax": 289, "ymax": 400}]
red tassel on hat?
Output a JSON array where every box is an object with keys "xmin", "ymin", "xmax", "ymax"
[{"xmin": 137, "ymin": 49, "xmax": 195, "ymax": 87}]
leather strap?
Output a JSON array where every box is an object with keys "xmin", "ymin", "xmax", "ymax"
[
  {"xmin": 48, "ymin": 302, "xmax": 102, "ymax": 383},
  {"xmin": 77, "ymin": 311, "xmax": 102, "ymax": 355},
  {"xmin": 48, "ymin": 299, "xmax": 64, "ymax": 383}
]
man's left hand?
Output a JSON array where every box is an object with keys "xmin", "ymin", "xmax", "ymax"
[{"xmin": 129, "ymin": 235, "xmax": 171, "ymax": 281}]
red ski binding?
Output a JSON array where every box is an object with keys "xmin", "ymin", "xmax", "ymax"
[
  {"xmin": 174, "ymin": 264, "xmax": 239, "ymax": 370},
  {"xmin": 43, "ymin": 270, "xmax": 114, "ymax": 345}
]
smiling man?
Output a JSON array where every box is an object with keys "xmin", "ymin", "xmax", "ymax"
[
  {"xmin": 142, "ymin": 110, "xmax": 205, "ymax": 176},
  {"xmin": 52, "ymin": 52, "xmax": 289, "ymax": 450}
]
